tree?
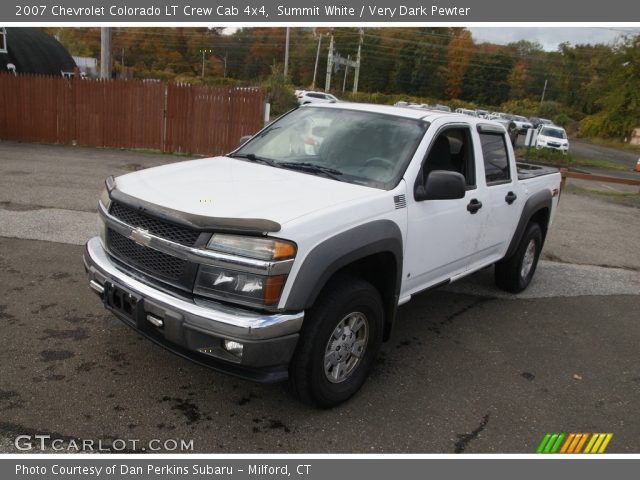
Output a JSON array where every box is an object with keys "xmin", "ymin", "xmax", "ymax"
[
  {"xmin": 445, "ymin": 29, "xmax": 474, "ymax": 99},
  {"xmin": 581, "ymin": 35, "xmax": 640, "ymax": 138}
]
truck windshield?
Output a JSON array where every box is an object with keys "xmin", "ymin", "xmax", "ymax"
[{"xmin": 232, "ymin": 107, "xmax": 428, "ymax": 189}]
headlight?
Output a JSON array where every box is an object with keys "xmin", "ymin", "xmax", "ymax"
[
  {"xmin": 537, "ymin": 138, "xmax": 546, "ymax": 145},
  {"xmin": 207, "ymin": 234, "xmax": 296, "ymax": 261},
  {"xmin": 194, "ymin": 265, "xmax": 286, "ymax": 307},
  {"xmin": 99, "ymin": 186, "xmax": 112, "ymax": 211}
]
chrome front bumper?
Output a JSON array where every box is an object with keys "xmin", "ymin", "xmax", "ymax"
[{"xmin": 83, "ymin": 236, "xmax": 303, "ymax": 382}]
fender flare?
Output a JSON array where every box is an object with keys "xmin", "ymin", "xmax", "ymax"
[
  {"xmin": 503, "ymin": 189, "xmax": 552, "ymax": 260},
  {"xmin": 285, "ymin": 220, "xmax": 403, "ymax": 335}
]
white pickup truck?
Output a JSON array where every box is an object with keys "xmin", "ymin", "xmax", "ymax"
[{"xmin": 83, "ymin": 103, "xmax": 561, "ymax": 407}]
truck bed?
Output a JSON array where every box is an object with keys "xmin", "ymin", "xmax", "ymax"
[{"xmin": 516, "ymin": 161, "xmax": 559, "ymax": 180}]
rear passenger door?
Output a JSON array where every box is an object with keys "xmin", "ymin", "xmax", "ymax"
[{"xmin": 471, "ymin": 125, "xmax": 523, "ymax": 269}]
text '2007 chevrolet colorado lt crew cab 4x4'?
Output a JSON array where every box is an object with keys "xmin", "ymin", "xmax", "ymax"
[{"xmin": 83, "ymin": 103, "xmax": 562, "ymax": 407}]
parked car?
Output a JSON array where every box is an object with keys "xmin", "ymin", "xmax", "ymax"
[
  {"xmin": 455, "ymin": 108, "xmax": 478, "ymax": 117},
  {"xmin": 432, "ymin": 104, "xmax": 451, "ymax": 112},
  {"xmin": 84, "ymin": 103, "xmax": 561, "ymax": 407},
  {"xmin": 529, "ymin": 117, "xmax": 554, "ymax": 129},
  {"xmin": 475, "ymin": 109, "xmax": 490, "ymax": 118},
  {"xmin": 297, "ymin": 91, "xmax": 338, "ymax": 105},
  {"xmin": 491, "ymin": 112, "xmax": 518, "ymax": 121},
  {"xmin": 536, "ymin": 125, "xmax": 569, "ymax": 153},
  {"xmin": 511, "ymin": 115, "xmax": 534, "ymax": 134}
]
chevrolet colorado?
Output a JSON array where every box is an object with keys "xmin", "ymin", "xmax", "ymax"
[{"xmin": 83, "ymin": 103, "xmax": 561, "ymax": 407}]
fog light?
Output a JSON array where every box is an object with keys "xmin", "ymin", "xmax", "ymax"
[
  {"xmin": 223, "ymin": 340, "xmax": 244, "ymax": 358},
  {"xmin": 146, "ymin": 314, "xmax": 163, "ymax": 328}
]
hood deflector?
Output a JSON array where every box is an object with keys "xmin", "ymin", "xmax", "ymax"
[{"xmin": 109, "ymin": 187, "xmax": 281, "ymax": 235}]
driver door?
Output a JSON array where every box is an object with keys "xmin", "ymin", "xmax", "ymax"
[{"xmin": 403, "ymin": 125, "xmax": 486, "ymax": 295}]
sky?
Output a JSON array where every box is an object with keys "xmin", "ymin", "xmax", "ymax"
[{"xmin": 468, "ymin": 27, "xmax": 639, "ymax": 51}]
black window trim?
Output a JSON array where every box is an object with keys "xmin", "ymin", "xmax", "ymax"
[
  {"xmin": 478, "ymin": 130, "xmax": 513, "ymax": 186},
  {"xmin": 414, "ymin": 123, "xmax": 478, "ymax": 199}
]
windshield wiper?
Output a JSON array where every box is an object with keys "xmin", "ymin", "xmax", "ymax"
[
  {"xmin": 278, "ymin": 162, "xmax": 345, "ymax": 181},
  {"xmin": 229, "ymin": 153, "xmax": 278, "ymax": 168}
]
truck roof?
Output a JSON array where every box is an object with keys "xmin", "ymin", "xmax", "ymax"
[{"xmin": 302, "ymin": 102, "xmax": 505, "ymax": 130}]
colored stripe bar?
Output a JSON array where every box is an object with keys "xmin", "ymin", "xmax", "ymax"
[
  {"xmin": 550, "ymin": 433, "xmax": 566, "ymax": 453},
  {"xmin": 574, "ymin": 433, "xmax": 589, "ymax": 453},
  {"xmin": 598, "ymin": 434, "xmax": 613, "ymax": 453},
  {"xmin": 538, "ymin": 433, "xmax": 613, "ymax": 454},
  {"xmin": 560, "ymin": 433, "xmax": 576, "ymax": 453},
  {"xmin": 567, "ymin": 434, "xmax": 583, "ymax": 453},
  {"xmin": 590, "ymin": 434, "xmax": 606, "ymax": 453},
  {"xmin": 537, "ymin": 434, "xmax": 553, "ymax": 454},
  {"xmin": 544, "ymin": 434, "xmax": 560, "ymax": 454},
  {"xmin": 584, "ymin": 434, "xmax": 598, "ymax": 454}
]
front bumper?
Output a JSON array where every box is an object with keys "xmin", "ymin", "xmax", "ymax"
[
  {"xmin": 83, "ymin": 236, "xmax": 303, "ymax": 383},
  {"xmin": 537, "ymin": 143, "xmax": 569, "ymax": 153}
]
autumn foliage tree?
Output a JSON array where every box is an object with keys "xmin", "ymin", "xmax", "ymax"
[
  {"xmin": 43, "ymin": 27, "xmax": 640, "ymax": 138},
  {"xmin": 445, "ymin": 29, "xmax": 474, "ymax": 99}
]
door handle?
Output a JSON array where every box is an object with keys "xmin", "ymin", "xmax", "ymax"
[
  {"xmin": 467, "ymin": 199, "xmax": 483, "ymax": 214},
  {"xmin": 505, "ymin": 191, "xmax": 517, "ymax": 204}
]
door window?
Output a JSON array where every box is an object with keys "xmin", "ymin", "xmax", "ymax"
[{"xmin": 479, "ymin": 133, "xmax": 511, "ymax": 184}]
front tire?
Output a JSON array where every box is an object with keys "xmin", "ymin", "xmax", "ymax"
[
  {"xmin": 288, "ymin": 275, "xmax": 384, "ymax": 408},
  {"xmin": 495, "ymin": 223, "xmax": 543, "ymax": 293}
]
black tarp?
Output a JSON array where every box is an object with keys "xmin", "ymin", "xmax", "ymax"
[{"xmin": 0, "ymin": 28, "xmax": 76, "ymax": 75}]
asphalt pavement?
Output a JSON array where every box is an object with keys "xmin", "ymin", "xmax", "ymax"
[
  {"xmin": 570, "ymin": 140, "xmax": 640, "ymax": 170},
  {"xmin": 0, "ymin": 141, "xmax": 638, "ymax": 453}
]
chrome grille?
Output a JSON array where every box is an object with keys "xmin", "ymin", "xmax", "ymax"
[
  {"xmin": 107, "ymin": 229, "xmax": 188, "ymax": 283},
  {"xmin": 110, "ymin": 201, "xmax": 200, "ymax": 247}
]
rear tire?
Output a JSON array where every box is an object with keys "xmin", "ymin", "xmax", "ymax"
[
  {"xmin": 288, "ymin": 274, "xmax": 384, "ymax": 408},
  {"xmin": 495, "ymin": 223, "xmax": 542, "ymax": 293}
]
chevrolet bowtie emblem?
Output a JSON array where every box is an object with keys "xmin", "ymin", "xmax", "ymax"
[{"xmin": 130, "ymin": 228, "xmax": 152, "ymax": 247}]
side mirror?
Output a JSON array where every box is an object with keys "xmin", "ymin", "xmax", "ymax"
[
  {"xmin": 239, "ymin": 135, "xmax": 252, "ymax": 147},
  {"xmin": 415, "ymin": 170, "xmax": 466, "ymax": 201}
]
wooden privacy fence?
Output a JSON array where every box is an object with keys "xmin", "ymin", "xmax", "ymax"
[{"xmin": 0, "ymin": 73, "xmax": 264, "ymax": 156}]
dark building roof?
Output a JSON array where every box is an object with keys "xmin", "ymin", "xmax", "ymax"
[{"xmin": 0, "ymin": 27, "xmax": 76, "ymax": 75}]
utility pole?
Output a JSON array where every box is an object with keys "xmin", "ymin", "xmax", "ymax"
[
  {"xmin": 284, "ymin": 27, "xmax": 290, "ymax": 78},
  {"xmin": 312, "ymin": 34, "xmax": 323, "ymax": 90},
  {"xmin": 540, "ymin": 79, "xmax": 548, "ymax": 105},
  {"xmin": 200, "ymin": 49, "xmax": 214, "ymax": 78},
  {"xmin": 200, "ymin": 49, "xmax": 208, "ymax": 77},
  {"xmin": 100, "ymin": 27, "xmax": 112, "ymax": 79},
  {"xmin": 342, "ymin": 55, "xmax": 350, "ymax": 93},
  {"xmin": 325, "ymin": 35, "xmax": 334, "ymax": 92},
  {"xmin": 353, "ymin": 28, "xmax": 363, "ymax": 93}
]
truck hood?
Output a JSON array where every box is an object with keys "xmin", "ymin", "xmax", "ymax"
[{"xmin": 114, "ymin": 156, "xmax": 381, "ymax": 227}]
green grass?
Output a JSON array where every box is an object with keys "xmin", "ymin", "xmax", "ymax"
[{"xmin": 516, "ymin": 147, "xmax": 630, "ymax": 171}]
